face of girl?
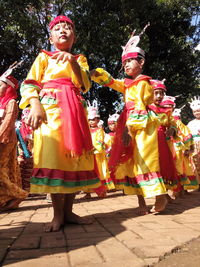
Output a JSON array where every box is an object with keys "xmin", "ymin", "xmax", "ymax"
[
  {"xmin": 0, "ymin": 81, "xmax": 8, "ymax": 97},
  {"xmin": 154, "ymin": 89, "xmax": 165, "ymax": 106},
  {"xmin": 89, "ymin": 118, "xmax": 99, "ymax": 128},
  {"xmin": 193, "ymin": 109, "xmax": 200, "ymax": 119},
  {"xmin": 50, "ymin": 22, "xmax": 75, "ymax": 51},
  {"xmin": 123, "ymin": 58, "xmax": 144, "ymax": 78},
  {"xmin": 108, "ymin": 122, "xmax": 117, "ymax": 132}
]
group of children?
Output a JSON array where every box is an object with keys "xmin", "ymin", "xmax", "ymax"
[{"xmin": 0, "ymin": 15, "xmax": 199, "ymax": 232}]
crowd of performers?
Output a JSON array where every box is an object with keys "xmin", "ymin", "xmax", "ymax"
[{"xmin": 0, "ymin": 15, "xmax": 200, "ymax": 232}]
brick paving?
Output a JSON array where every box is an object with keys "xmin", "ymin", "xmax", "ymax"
[{"xmin": 0, "ymin": 190, "xmax": 200, "ymax": 267}]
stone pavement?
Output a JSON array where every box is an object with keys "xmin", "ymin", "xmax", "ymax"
[
  {"xmin": 0, "ymin": 190, "xmax": 200, "ymax": 267},
  {"xmin": 154, "ymin": 235, "xmax": 200, "ymax": 267}
]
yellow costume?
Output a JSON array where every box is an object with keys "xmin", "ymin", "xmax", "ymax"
[
  {"xmin": 104, "ymin": 132, "xmax": 115, "ymax": 157},
  {"xmin": 91, "ymin": 127, "xmax": 115, "ymax": 190},
  {"xmin": 172, "ymin": 117, "xmax": 198, "ymax": 190},
  {"xmin": 20, "ymin": 51, "xmax": 101, "ymax": 194},
  {"xmin": 187, "ymin": 118, "xmax": 200, "ymax": 184},
  {"xmin": 147, "ymin": 105, "xmax": 181, "ymax": 191},
  {"xmin": 92, "ymin": 68, "xmax": 167, "ymax": 198}
]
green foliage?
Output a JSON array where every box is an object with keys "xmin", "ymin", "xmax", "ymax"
[{"xmin": 0, "ymin": 0, "xmax": 199, "ymax": 123}]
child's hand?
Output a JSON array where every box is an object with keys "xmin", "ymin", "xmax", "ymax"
[
  {"xmin": 184, "ymin": 145, "xmax": 194, "ymax": 157},
  {"xmin": 90, "ymin": 69, "xmax": 101, "ymax": 77},
  {"xmin": 27, "ymin": 98, "xmax": 47, "ymax": 130},
  {"xmin": 184, "ymin": 150, "xmax": 190, "ymax": 157},
  {"xmin": 51, "ymin": 52, "xmax": 75, "ymax": 64},
  {"xmin": 122, "ymin": 127, "xmax": 132, "ymax": 147},
  {"xmin": 166, "ymin": 127, "xmax": 176, "ymax": 137}
]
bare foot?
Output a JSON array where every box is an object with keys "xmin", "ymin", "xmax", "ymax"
[
  {"xmin": 166, "ymin": 194, "xmax": 176, "ymax": 204},
  {"xmin": 65, "ymin": 212, "xmax": 93, "ymax": 225},
  {"xmin": 81, "ymin": 193, "xmax": 92, "ymax": 200},
  {"xmin": 137, "ymin": 195, "xmax": 149, "ymax": 215},
  {"xmin": 0, "ymin": 199, "xmax": 22, "ymax": 212},
  {"xmin": 98, "ymin": 192, "xmax": 107, "ymax": 198},
  {"xmin": 150, "ymin": 194, "xmax": 168, "ymax": 214},
  {"xmin": 172, "ymin": 191, "xmax": 182, "ymax": 199},
  {"xmin": 136, "ymin": 207, "xmax": 149, "ymax": 216},
  {"xmin": 45, "ymin": 217, "xmax": 64, "ymax": 232}
]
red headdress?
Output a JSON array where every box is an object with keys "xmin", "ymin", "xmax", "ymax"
[
  {"xmin": 161, "ymin": 95, "xmax": 176, "ymax": 107},
  {"xmin": 0, "ymin": 61, "xmax": 22, "ymax": 110},
  {"xmin": 107, "ymin": 113, "xmax": 120, "ymax": 124},
  {"xmin": 0, "ymin": 75, "xmax": 18, "ymax": 109},
  {"xmin": 0, "ymin": 61, "xmax": 23, "ymax": 109},
  {"xmin": 121, "ymin": 22, "xmax": 150, "ymax": 63},
  {"xmin": 49, "ymin": 15, "xmax": 74, "ymax": 30},
  {"xmin": 150, "ymin": 79, "xmax": 166, "ymax": 91}
]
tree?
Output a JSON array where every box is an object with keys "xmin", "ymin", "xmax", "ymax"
[{"xmin": 0, "ymin": 0, "xmax": 199, "ymax": 122}]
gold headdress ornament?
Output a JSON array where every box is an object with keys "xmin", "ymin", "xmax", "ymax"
[{"xmin": 122, "ymin": 22, "xmax": 150, "ymax": 63}]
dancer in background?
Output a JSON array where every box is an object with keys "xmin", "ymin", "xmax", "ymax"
[
  {"xmin": 0, "ymin": 72, "xmax": 28, "ymax": 211},
  {"xmin": 161, "ymin": 96, "xmax": 198, "ymax": 197},
  {"xmin": 187, "ymin": 96, "xmax": 200, "ymax": 190},
  {"xmin": 148, "ymin": 81, "xmax": 179, "ymax": 204},
  {"xmin": 104, "ymin": 113, "xmax": 119, "ymax": 158},
  {"xmin": 82, "ymin": 101, "xmax": 114, "ymax": 199},
  {"xmin": 17, "ymin": 108, "xmax": 33, "ymax": 192}
]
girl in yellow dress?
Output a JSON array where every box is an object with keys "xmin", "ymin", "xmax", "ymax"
[
  {"xmin": 19, "ymin": 15, "xmax": 102, "ymax": 231},
  {"xmin": 104, "ymin": 113, "xmax": 120, "ymax": 158},
  {"xmin": 0, "ymin": 74, "xmax": 28, "ymax": 211},
  {"xmin": 171, "ymin": 107, "xmax": 198, "ymax": 193},
  {"xmin": 148, "ymin": 82, "xmax": 179, "ymax": 192},
  {"xmin": 91, "ymin": 28, "xmax": 167, "ymax": 214},
  {"xmin": 133, "ymin": 80, "xmax": 179, "ymax": 214},
  {"xmin": 82, "ymin": 102, "xmax": 114, "ymax": 199},
  {"xmin": 161, "ymin": 97, "xmax": 198, "ymax": 196},
  {"xmin": 187, "ymin": 97, "xmax": 200, "ymax": 189}
]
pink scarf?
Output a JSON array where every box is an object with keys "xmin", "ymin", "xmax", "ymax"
[{"xmin": 43, "ymin": 78, "xmax": 93, "ymax": 156}]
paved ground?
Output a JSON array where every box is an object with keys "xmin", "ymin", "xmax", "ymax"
[
  {"xmin": 154, "ymin": 236, "xmax": 200, "ymax": 267},
  {"xmin": 0, "ymin": 190, "xmax": 200, "ymax": 267}
]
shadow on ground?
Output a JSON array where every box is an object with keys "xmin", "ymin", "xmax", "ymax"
[{"xmin": 0, "ymin": 191, "xmax": 200, "ymax": 266}]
